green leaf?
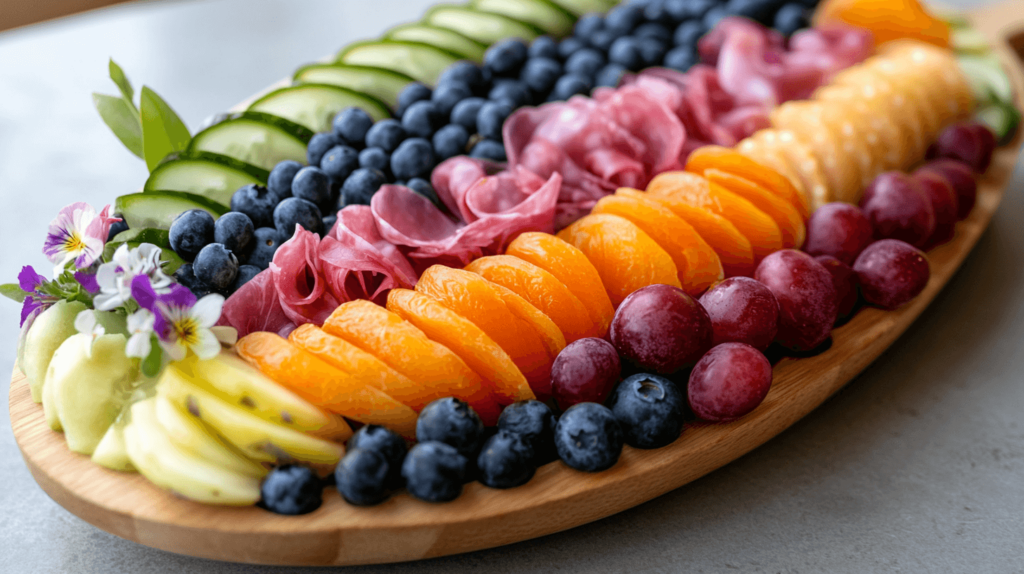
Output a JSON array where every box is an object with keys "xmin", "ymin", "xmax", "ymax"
[
  {"xmin": 140, "ymin": 85, "xmax": 191, "ymax": 172},
  {"xmin": 141, "ymin": 337, "xmax": 164, "ymax": 378},
  {"xmin": 108, "ymin": 59, "xmax": 137, "ymax": 114},
  {"xmin": 93, "ymin": 93, "xmax": 144, "ymax": 159},
  {"xmin": 0, "ymin": 283, "xmax": 28, "ymax": 303}
]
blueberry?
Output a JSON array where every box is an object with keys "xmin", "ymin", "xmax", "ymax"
[
  {"xmin": 608, "ymin": 373, "xmax": 684, "ymax": 449},
  {"xmin": 595, "ymin": 63, "xmax": 628, "ymax": 88},
  {"xmin": 213, "ymin": 212, "xmax": 254, "ymax": 258},
  {"xmin": 260, "ymin": 465, "xmax": 322, "ymax": 515},
  {"xmin": 703, "ymin": 5, "xmax": 730, "ymax": 29},
  {"xmin": 663, "ymin": 46, "xmax": 698, "ymax": 71},
  {"xmin": 396, "ymin": 82, "xmax": 432, "ymax": 117},
  {"xmin": 335, "ymin": 449, "xmax": 391, "ymax": 506},
  {"xmin": 364, "ymin": 119, "xmax": 407, "ymax": 153},
  {"xmin": 664, "ymin": 0, "xmax": 692, "ymax": 22},
  {"xmin": 565, "ymin": 48, "xmax": 607, "ymax": 79},
  {"xmin": 476, "ymin": 101, "xmax": 513, "ymax": 141},
  {"xmin": 557, "ymin": 37, "xmax": 586, "ymax": 61},
  {"xmin": 267, "ymin": 161, "xmax": 301, "ymax": 199},
  {"xmin": 193, "ymin": 243, "xmax": 239, "ymax": 291},
  {"xmin": 553, "ymin": 402, "xmax": 624, "ymax": 472},
  {"xmin": 401, "ymin": 100, "xmax": 443, "ymax": 139},
  {"xmin": 605, "ymin": 4, "xmax": 644, "ymax": 35},
  {"xmin": 106, "ymin": 219, "xmax": 128, "ymax": 243},
  {"xmin": 168, "ymin": 209, "xmax": 215, "ymax": 262},
  {"xmin": 173, "ymin": 263, "xmax": 212, "ymax": 298},
  {"xmin": 390, "ymin": 138, "xmax": 435, "ymax": 181},
  {"xmin": 416, "ymin": 397, "xmax": 485, "ymax": 459},
  {"xmin": 248, "ymin": 227, "xmax": 283, "ymax": 270},
  {"xmin": 358, "ymin": 146, "xmax": 390, "ymax": 174},
  {"xmin": 608, "ymin": 36, "xmax": 643, "ymax": 70},
  {"xmin": 574, "ymin": 12, "xmax": 605, "ymax": 38},
  {"xmin": 774, "ymin": 3, "xmax": 809, "ymax": 36},
  {"xmin": 549, "ymin": 73, "xmax": 593, "ymax": 101},
  {"xmin": 635, "ymin": 22, "xmax": 673, "ymax": 44},
  {"xmin": 684, "ymin": 0, "xmax": 717, "ymax": 19},
  {"xmin": 401, "ymin": 441, "xmax": 467, "ymax": 503},
  {"xmin": 231, "ymin": 184, "xmax": 279, "ymax": 229},
  {"xmin": 469, "ymin": 139, "xmax": 507, "ymax": 162},
  {"xmin": 405, "ymin": 177, "xmax": 438, "ymax": 204},
  {"xmin": 307, "ymin": 131, "xmax": 340, "ymax": 166},
  {"xmin": 320, "ymin": 146, "xmax": 361, "ymax": 188},
  {"xmin": 347, "ymin": 424, "xmax": 408, "ymax": 488},
  {"xmin": 638, "ymin": 37, "xmax": 668, "ymax": 67},
  {"xmin": 341, "ymin": 168, "xmax": 386, "ymax": 206},
  {"xmin": 483, "ymin": 38, "xmax": 529, "ymax": 77},
  {"xmin": 498, "ymin": 400, "xmax": 557, "ymax": 465},
  {"xmin": 332, "ymin": 107, "xmax": 373, "ymax": 146},
  {"xmin": 432, "ymin": 124, "xmax": 469, "ymax": 161},
  {"xmin": 290, "ymin": 166, "xmax": 333, "ymax": 212},
  {"xmin": 528, "ymin": 35, "xmax": 559, "ymax": 60},
  {"xmin": 520, "ymin": 57, "xmax": 562, "ymax": 94},
  {"xmin": 488, "ymin": 79, "xmax": 532, "ymax": 109},
  {"xmin": 726, "ymin": 0, "xmax": 782, "ymax": 25},
  {"xmin": 589, "ymin": 29, "xmax": 618, "ymax": 52},
  {"xmin": 273, "ymin": 197, "xmax": 323, "ymax": 237},
  {"xmin": 450, "ymin": 97, "xmax": 487, "ymax": 131},
  {"xmin": 322, "ymin": 213, "xmax": 336, "ymax": 234},
  {"xmin": 437, "ymin": 61, "xmax": 487, "ymax": 95},
  {"xmin": 642, "ymin": 0, "xmax": 672, "ymax": 24},
  {"xmin": 477, "ymin": 430, "xmax": 536, "ymax": 489},
  {"xmin": 231, "ymin": 264, "xmax": 261, "ymax": 292},
  {"xmin": 432, "ymin": 81, "xmax": 473, "ymax": 118},
  {"xmin": 673, "ymin": 19, "xmax": 706, "ymax": 47}
]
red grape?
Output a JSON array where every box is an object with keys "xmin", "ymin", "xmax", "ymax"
[
  {"xmin": 913, "ymin": 171, "xmax": 959, "ymax": 248},
  {"xmin": 860, "ymin": 172, "xmax": 935, "ymax": 248},
  {"xmin": 916, "ymin": 159, "xmax": 977, "ymax": 220},
  {"xmin": 551, "ymin": 338, "xmax": 621, "ymax": 412},
  {"xmin": 927, "ymin": 122, "xmax": 996, "ymax": 173},
  {"xmin": 687, "ymin": 343, "xmax": 772, "ymax": 422},
  {"xmin": 803, "ymin": 202, "xmax": 874, "ymax": 265},
  {"xmin": 754, "ymin": 250, "xmax": 838, "ymax": 351},
  {"xmin": 698, "ymin": 277, "xmax": 779, "ymax": 351},
  {"xmin": 814, "ymin": 255, "xmax": 859, "ymax": 323},
  {"xmin": 853, "ymin": 239, "xmax": 930, "ymax": 310},
  {"xmin": 610, "ymin": 284, "xmax": 713, "ymax": 374}
]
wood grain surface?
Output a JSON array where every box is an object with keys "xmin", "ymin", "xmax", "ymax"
[{"xmin": 9, "ymin": 1, "xmax": 1024, "ymax": 567}]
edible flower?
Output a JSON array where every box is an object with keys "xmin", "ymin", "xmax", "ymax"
[
  {"xmin": 73, "ymin": 310, "xmax": 106, "ymax": 358},
  {"xmin": 131, "ymin": 275, "xmax": 235, "ymax": 361},
  {"xmin": 124, "ymin": 308, "xmax": 156, "ymax": 360},
  {"xmin": 93, "ymin": 243, "xmax": 173, "ymax": 311},
  {"xmin": 42, "ymin": 202, "xmax": 119, "ymax": 276},
  {"xmin": 17, "ymin": 266, "xmax": 53, "ymax": 327}
]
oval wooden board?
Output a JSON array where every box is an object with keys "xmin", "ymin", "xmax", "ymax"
[{"xmin": 10, "ymin": 3, "xmax": 1024, "ymax": 567}]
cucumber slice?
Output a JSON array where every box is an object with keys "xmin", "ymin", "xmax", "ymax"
[
  {"xmin": 546, "ymin": 0, "xmax": 616, "ymax": 17},
  {"xmin": 186, "ymin": 112, "xmax": 312, "ymax": 171},
  {"xmin": 115, "ymin": 191, "xmax": 229, "ymax": 231},
  {"xmin": 959, "ymin": 54, "xmax": 1014, "ymax": 105},
  {"xmin": 385, "ymin": 24, "xmax": 487, "ymax": 61},
  {"xmin": 471, "ymin": 0, "xmax": 576, "ymax": 37},
  {"xmin": 423, "ymin": 6, "xmax": 541, "ymax": 45},
  {"xmin": 293, "ymin": 64, "xmax": 413, "ymax": 109},
  {"xmin": 103, "ymin": 228, "xmax": 185, "ymax": 274},
  {"xmin": 952, "ymin": 28, "xmax": 990, "ymax": 55},
  {"xmin": 977, "ymin": 103, "xmax": 1022, "ymax": 144},
  {"xmin": 338, "ymin": 41, "xmax": 461, "ymax": 86},
  {"xmin": 143, "ymin": 151, "xmax": 268, "ymax": 207},
  {"xmin": 247, "ymin": 84, "xmax": 390, "ymax": 133}
]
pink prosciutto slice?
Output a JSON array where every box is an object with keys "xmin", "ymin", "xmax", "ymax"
[
  {"xmin": 217, "ymin": 268, "xmax": 296, "ymax": 338},
  {"xmin": 269, "ymin": 226, "xmax": 339, "ymax": 326}
]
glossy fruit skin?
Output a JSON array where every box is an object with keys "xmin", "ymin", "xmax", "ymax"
[
  {"xmin": 358, "ymin": 147, "xmax": 389, "ymax": 174},
  {"xmin": 688, "ymin": 342, "xmax": 773, "ymax": 422},
  {"xmin": 347, "ymin": 424, "xmax": 407, "ymax": 489},
  {"xmin": 469, "ymin": 140, "xmax": 507, "ymax": 162},
  {"xmin": 416, "ymin": 397, "xmax": 487, "ymax": 460},
  {"xmin": 916, "ymin": 159, "xmax": 977, "ymax": 220},
  {"xmin": 106, "ymin": 219, "xmax": 128, "ymax": 242},
  {"xmin": 558, "ymin": 37, "xmax": 586, "ymax": 61},
  {"xmin": 364, "ymin": 119, "xmax": 407, "ymax": 153},
  {"xmin": 553, "ymin": 402, "xmax": 624, "ymax": 473},
  {"xmin": 291, "ymin": 166, "xmax": 333, "ymax": 212},
  {"xmin": 754, "ymin": 249, "xmax": 838, "ymax": 352},
  {"xmin": 551, "ymin": 337, "xmax": 622, "ymax": 411},
  {"xmin": 529, "ymin": 35, "xmax": 559, "ymax": 60},
  {"xmin": 484, "ymin": 39, "xmax": 529, "ymax": 77},
  {"xmin": 698, "ymin": 277, "xmax": 779, "ymax": 351},
  {"xmin": 401, "ymin": 101, "xmax": 443, "ymax": 139},
  {"xmin": 231, "ymin": 184, "xmax": 279, "ymax": 229},
  {"xmin": 595, "ymin": 63, "xmax": 628, "ymax": 87},
  {"xmin": 401, "ymin": 441, "xmax": 467, "ymax": 503},
  {"xmin": 521, "ymin": 57, "xmax": 562, "ymax": 94},
  {"xmin": 477, "ymin": 102, "xmax": 513, "ymax": 141},
  {"xmin": 320, "ymin": 145, "xmax": 360, "ymax": 185},
  {"xmin": 335, "ymin": 448, "xmax": 390, "ymax": 506},
  {"xmin": 663, "ymin": 46, "xmax": 697, "ymax": 71},
  {"xmin": 437, "ymin": 61, "xmax": 487, "ymax": 95},
  {"xmin": 608, "ymin": 373, "xmax": 684, "ymax": 449},
  {"xmin": 913, "ymin": 171, "xmax": 959, "ymax": 248},
  {"xmin": 927, "ymin": 122, "xmax": 996, "ymax": 173},
  {"xmin": 476, "ymin": 430, "xmax": 536, "ymax": 489},
  {"xmin": 565, "ymin": 48, "xmax": 607, "ymax": 79},
  {"xmin": 260, "ymin": 465, "xmax": 322, "ymax": 515},
  {"xmin": 860, "ymin": 172, "xmax": 935, "ymax": 248},
  {"xmin": 231, "ymin": 264, "xmax": 261, "ymax": 292},
  {"xmin": 307, "ymin": 131, "xmax": 340, "ymax": 167},
  {"xmin": 332, "ymin": 107, "xmax": 374, "ymax": 146},
  {"xmin": 405, "ymin": 178, "xmax": 437, "ymax": 203},
  {"xmin": 610, "ymin": 284, "xmax": 713, "ymax": 374},
  {"xmin": 267, "ymin": 161, "xmax": 301, "ymax": 199},
  {"xmin": 609, "ymin": 36, "xmax": 643, "ymax": 70},
  {"xmin": 193, "ymin": 243, "xmax": 239, "ymax": 291},
  {"xmin": 432, "ymin": 124, "xmax": 470, "ymax": 161},
  {"xmin": 213, "ymin": 211, "xmax": 254, "ymax": 259},
  {"xmin": 248, "ymin": 227, "xmax": 283, "ymax": 270},
  {"xmin": 341, "ymin": 168, "xmax": 387, "ymax": 207},
  {"xmin": 853, "ymin": 239, "xmax": 930, "ymax": 310},
  {"xmin": 673, "ymin": 20, "xmax": 706, "ymax": 47},
  {"xmin": 432, "ymin": 82, "xmax": 473, "ymax": 118},
  {"xmin": 174, "ymin": 264, "xmax": 212, "ymax": 298},
  {"xmin": 396, "ymin": 83, "xmax": 432, "ymax": 117},
  {"xmin": 774, "ymin": 3, "xmax": 809, "ymax": 35},
  {"xmin": 803, "ymin": 202, "xmax": 874, "ymax": 265},
  {"xmin": 549, "ymin": 74, "xmax": 593, "ymax": 101},
  {"xmin": 489, "ymin": 79, "xmax": 532, "ymax": 109},
  {"xmin": 814, "ymin": 255, "xmax": 859, "ymax": 323},
  {"xmin": 497, "ymin": 400, "xmax": 558, "ymax": 466},
  {"xmin": 273, "ymin": 197, "xmax": 323, "ymax": 237},
  {"xmin": 169, "ymin": 209, "xmax": 215, "ymax": 262},
  {"xmin": 450, "ymin": 97, "xmax": 487, "ymax": 131}
]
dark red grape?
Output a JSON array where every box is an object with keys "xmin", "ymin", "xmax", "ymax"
[
  {"xmin": 927, "ymin": 122, "xmax": 995, "ymax": 173},
  {"xmin": 803, "ymin": 202, "xmax": 874, "ymax": 265},
  {"xmin": 551, "ymin": 338, "xmax": 622, "ymax": 412},
  {"xmin": 916, "ymin": 159, "xmax": 977, "ymax": 220},
  {"xmin": 853, "ymin": 239, "xmax": 930, "ymax": 310},
  {"xmin": 610, "ymin": 284, "xmax": 713, "ymax": 374},
  {"xmin": 860, "ymin": 172, "xmax": 935, "ymax": 248},
  {"xmin": 687, "ymin": 343, "xmax": 772, "ymax": 422},
  {"xmin": 698, "ymin": 277, "xmax": 779, "ymax": 351},
  {"xmin": 754, "ymin": 250, "xmax": 838, "ymax": 352},
  {"xmin": 814, "ymin": 255, "xmax": 859, "ymax": 323},
  {"xmin": 913, "ymin": 171, "xmax": 959, "ymax": 248}
]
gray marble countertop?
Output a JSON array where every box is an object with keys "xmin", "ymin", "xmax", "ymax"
[{"xmin": 2, "ymin": 0, "xmax": 1022, "ymax": 572}]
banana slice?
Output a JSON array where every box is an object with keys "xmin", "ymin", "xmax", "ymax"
[{"xmin": 154, "ymin": 394, "xmax": 267, "ymax": 478}]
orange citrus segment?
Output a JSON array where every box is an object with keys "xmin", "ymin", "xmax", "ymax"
[
  {"xmin": 813, "ymin": 0, "xmax": 950, "ymax": 47},
  {"xmin": 703, "ymin": 169, "xmax": 806, "ymax": 249},
  {"xmin": 235, "ymin": 332, "xmax": 418, "ymax": 438},
  {"xmin": 684, "ymin": 145, "xmax": 810, "ymax": 219},
  {"xmin": 556, "ymin": 213, "xmax": 682, "ymax": 308},
  {"xmin": 385, "ymin": 288, "xmax": 535, "ymax": 404}
]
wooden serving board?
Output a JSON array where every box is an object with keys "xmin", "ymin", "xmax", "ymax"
[{"xmin": 10, "ymin": 1, "xmax": 1024, "ymax": 567}]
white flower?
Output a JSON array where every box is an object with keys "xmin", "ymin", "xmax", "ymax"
[
  {"xmin": 157, "ymin": 293, "xmax": 233, "ymax": 361},
  {"xmin": 94, "ymin": 243, "xmax": 173, "ymax": 311},
  {"xmin": 74, "ymin": 310, "xmax": 106, "ymax": 358},
  {"xmin": 124, "ymin": 308, "xmax": 156, "ymax": 359}
]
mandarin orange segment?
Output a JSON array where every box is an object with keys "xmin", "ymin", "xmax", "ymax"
[
  {"xmin": 615, "ymin": 187, "xmax": 755, "ymax": 278},
  {"xmin": 703, "ymin": 169, "xmax": 806, "ymax": 249},
  {"xmin": 683, "ymin": 145, "xmax": 810, "ymax": 219},
  {"xmin": 556, "ymin": 213, "xmax": 681, "ymax": 308},
  {"xmin": 385, "ymin": 288, "xmax": 535, "ymax": 404},
  {"xmin": 592, "ymin": 194, "xmax": 723, "ymax": 294},
  {"xmin": 505, "ymin": 232, "xmax": 615, "ymax": 338},
  {"xmin": 235, "ymin": 332, "xmax": 419, "ymax": 438},
  {"xmin": 646, "ymin": 172, "xmax": 783, "ymax": 262},
  {"xmin": 464, "ymin": 255, "xmax": 598, "ymax": 343},
  {"xmin": 415, "ymin": 265, "xmax": 561, "ymax": 399},
  {"xmin": 813, "ymin": 0, "xmax": 950, "ymax": 47},
  {"xmin": 321, "ymin": 300, "xmax": 501, "ymax": 425}
]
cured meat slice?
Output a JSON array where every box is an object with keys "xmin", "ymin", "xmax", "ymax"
[
  {"xmin": 270, "ymin": 226, "xmax": 340, "ymax": 327},
  {"xmin": 217, "ymin": 268, "xmax": 297, "ymax": 338}
]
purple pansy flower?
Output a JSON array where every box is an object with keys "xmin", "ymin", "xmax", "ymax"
[
  {"xmin": 42, "ymin": 202, "xmax": 119, "ymax": 276},
  {"xmin": 130, "ymin": 275, "xmax": 235, "ymax": 361},
  {"xmin": 18, "ymin": 265, "xmax": 56, "ymax": 327}
]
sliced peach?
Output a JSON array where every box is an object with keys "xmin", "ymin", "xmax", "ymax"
[
  {"xmin": 684, "ymin": 145, "xmax": 810, "ymax": 219},
  {"xmin": 770, "ymin": 129, "xmax": 833, "ymax": 209},
  {"xmin": 386, "ymin": 288, "xmax": 535, "ymax": 404},
  {"xmin": 703, "ymin": 168, "xmax": 806, "ymax": 248},
  {"xmin": 770, "ymin": 101, "xmax": 862, "ymax": 205},
  {"xmin": 735, "ymin": 136, "xmax": 809, "ymax": 202},
  {"xmin": 235, "ymin": 332, "xmax": 419, "ymax": 438}
]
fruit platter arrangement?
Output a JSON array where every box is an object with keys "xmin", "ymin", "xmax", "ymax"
[{"xmin": 7, "ymin": 0, "xmax": 1024, "ymax": 566}]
